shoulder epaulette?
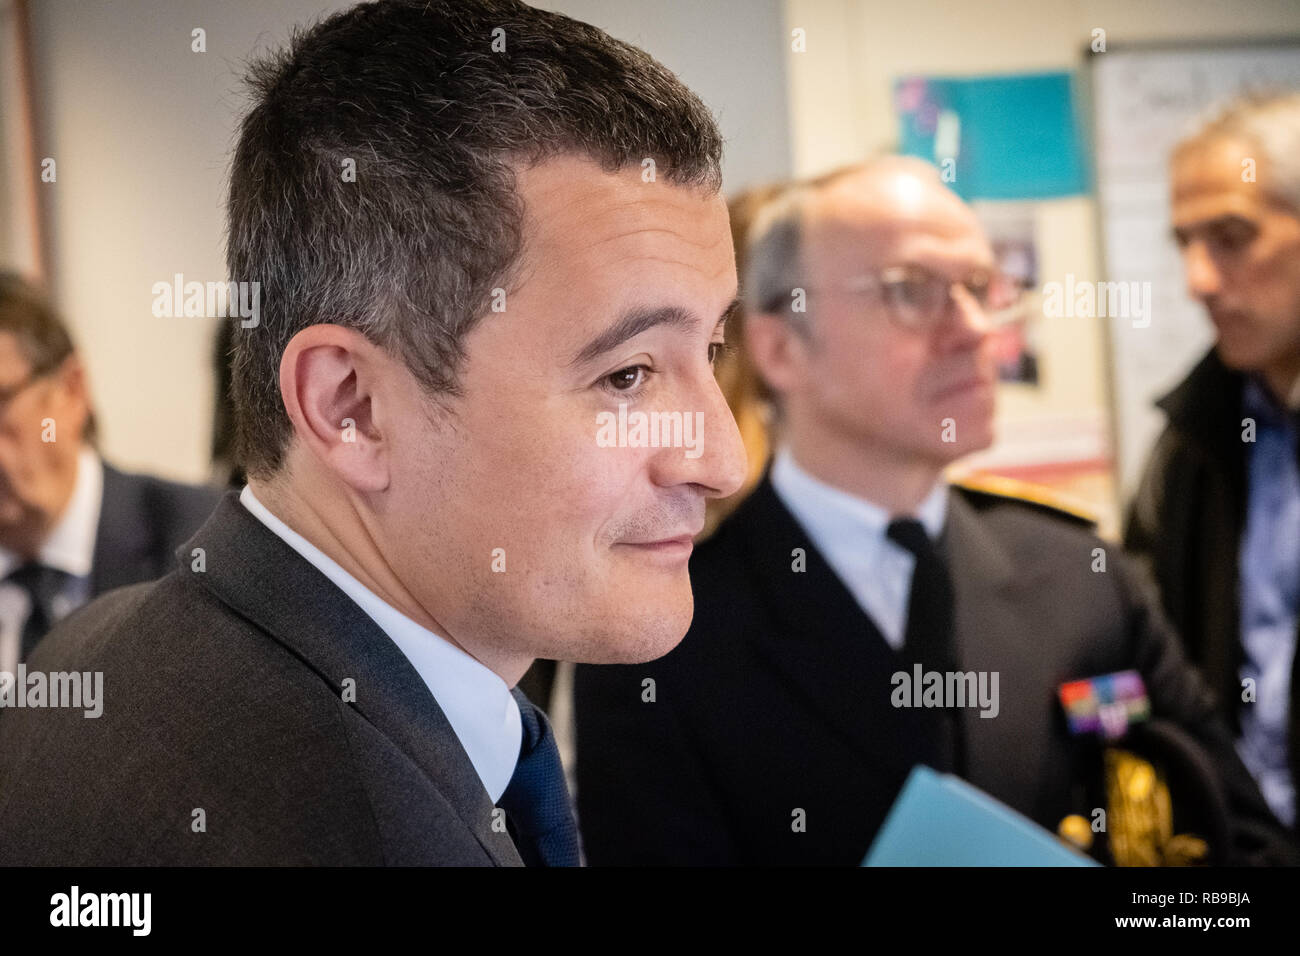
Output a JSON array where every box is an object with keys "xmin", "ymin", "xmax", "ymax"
[{"xmin": 951, "ymin": 472, "xmax": 1097, "ymax": 528}]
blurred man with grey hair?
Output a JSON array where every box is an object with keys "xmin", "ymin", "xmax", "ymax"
[{"xmin": 1127, "ymin": 92, "xmax": 1300, "ymax": 839}]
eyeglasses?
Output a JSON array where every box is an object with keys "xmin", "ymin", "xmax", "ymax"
[
  {"xmin": 0, "ymin": 360, "xmax": 59, "ymax": 414},
  {"xmin": 815, "ymin": 264, "xmax": 1027, "ymax": 332}
]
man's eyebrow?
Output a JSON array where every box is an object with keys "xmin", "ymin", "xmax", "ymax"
[
  {"xmin": 570, "ymin": 297, "xmax": 741, "ymax": 367},
  {"xmin": 717, "ymin": 296, "xmax": 741, "ymax": 329},
  {"xmin": 1172, "ymin": 214, "xmax": 1257, "ymax": 241}
]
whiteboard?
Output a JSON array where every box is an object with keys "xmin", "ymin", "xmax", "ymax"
[{"xmin": 1090, "ymin": 42, "xmax": 1300, "ymax": 500}]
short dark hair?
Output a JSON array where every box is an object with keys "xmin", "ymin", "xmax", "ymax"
[
  {"xmin": 227, "ymin": 0, "xmax": 724, "ymax": 479},
  {"xmin": 0, "ymin": 272, "xmax": 97, "ymax": 445}
]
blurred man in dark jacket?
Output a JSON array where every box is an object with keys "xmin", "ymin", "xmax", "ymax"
[
  {"xmin": 1126, "ymin": 93, "xmax": 1300, "ymax": 838},
  {"xmin": 0, "ymin": 273, "xmax": 220, "ymax": 671}
]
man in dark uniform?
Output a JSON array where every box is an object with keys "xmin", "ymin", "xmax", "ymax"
[
  {"xmin": 1126, "ymin": 93, "xmax": 1300, "ymax": 840},
  {"xmin": 574, "ymin": 158, "xmax": 1291, "ymax": 865}
]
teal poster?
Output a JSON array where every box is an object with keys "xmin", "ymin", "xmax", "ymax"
[{"xmin": 895, "ymin": 71, "xmax": 1090, "ymax": 200}]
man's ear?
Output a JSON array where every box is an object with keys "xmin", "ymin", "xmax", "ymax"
[
  {"xmin": 742, "ymin": 311, "xmax": 807, "ymax": 403},
  {"xmin": 279, "ymin": 324, "xmax": 392, "ymax": 493},
  {"xmin": 50, "ymin": 352, "xmax": 91, "ymax": 439}
]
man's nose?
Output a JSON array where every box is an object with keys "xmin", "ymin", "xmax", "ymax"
[
  {"xmin": 652, "ymin": 374, "xmax": 748, "ymax": 501},
  {"xmin": 699, "ymin": 376, "xmax": 748, "ymax": 500},
  {"xmin": 1182, "ymin": 241, "xmax": 1223, "ymax": 300}
]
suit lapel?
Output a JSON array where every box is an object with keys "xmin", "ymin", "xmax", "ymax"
[
  {"xmin": 734, "ymin": 476, "xmax": 953, "ymax": 772},
  {"xmin": 90, "ymin": 464, "xmax": 161, "ymax": 597},
  {"xmin": 944, "ymin": 491, "xmax": 1053, "ymax": 804},
  {"xmin": 177, "ymin": 492, "xmax": 521, "ymax": 865}
]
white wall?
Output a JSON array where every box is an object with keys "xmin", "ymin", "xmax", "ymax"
[
  {"xmin": 21, "ymin": 0, "xmax": 791, "ymax": 482},
  {"xmin": 26, "ymin": 0, "xmax": 354, "ymax": 482},
  {"xmin": 783, "ymin": 0, "xmax": 1300, "ymax": 172},
  {"xmin": 539, "ymin": 0, "xmax": 792, "ymax": 194}
]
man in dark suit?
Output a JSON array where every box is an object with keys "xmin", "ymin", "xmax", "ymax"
[
  {"xmin": 574, "ymin": 158, "xmax": 1292, "ymax": 865},
  {"xmin": 0, "ymin": 273, "xmax": 219, "ymax": 671},
  {"xmin": 0, "ymin": 0, "xmax": 745, "ymax": 866}
]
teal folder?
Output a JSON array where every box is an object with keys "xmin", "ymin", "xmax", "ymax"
[{"xmin": 863, "ymin": 766, "xmax": 1099, "ymax": 866}]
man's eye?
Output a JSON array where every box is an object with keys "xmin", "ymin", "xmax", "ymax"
[
  {"xmin": 604, "ymin": 365, "xmax": 649, "ymax": 392},
  {"xmin": 883, "ymin": 279, "xmax": 928, "ymax": 310},
  {"xmin": 1213, "ymin": 227, "xmax": 1255, "ymax": 252},
  {"xmin": 964, "ymin": 275, "xmax": 991, "ymax": 304}
]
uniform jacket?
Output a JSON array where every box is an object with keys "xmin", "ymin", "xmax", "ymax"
[{"xmin": 575, "ymin": 473, "xmax": 1291, "ymax": 865}]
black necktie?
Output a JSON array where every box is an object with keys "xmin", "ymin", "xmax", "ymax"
[
  {"xmin": 498, "ymin": 690, "xmax": 581, "ymax": 867},
  {"xmin": 7, "ymin": 562, "xmax": 68, "ymax": 661},
  {"xmin": 887, "ymin": 518, "xmax": 958, "ymax": 673},
  {"xmin": 887, "ymin": 517, "xmax": 965, "ymax": 773}
]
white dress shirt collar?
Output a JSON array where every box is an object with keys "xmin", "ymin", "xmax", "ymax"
[
  {"xmin": 0, "ymin": 446, "xmax": 103, "ymax": 581},
  {"xmin": 769, "ymin": 446, "xmax": 948, "ymax": 649},
  {"xmin": 770, "ymin": 446, "xmax": 947, "ymax": 538},
  {"xmin": 238, "ymin": 484, "xmax": 522, "ymax": 803}
]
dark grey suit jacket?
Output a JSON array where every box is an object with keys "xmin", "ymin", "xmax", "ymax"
[
  {"xmin": 0, "ymin": 491, "xmax": 525, "ymax": 865},
  {"xmin": 89, "ymin": 462, "xmax": 222, "ymax": 599}
]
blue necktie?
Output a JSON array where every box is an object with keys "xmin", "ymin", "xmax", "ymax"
[{"xmin": 498, "ymin": 689, "xmax": 581, "ymax": 867}]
